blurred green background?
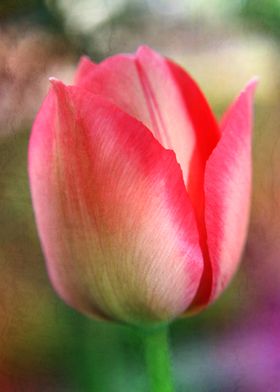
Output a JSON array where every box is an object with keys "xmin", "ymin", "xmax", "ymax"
[{"xmin": 1, "ymin": 0, "xmax": 280, "ymax": 391}]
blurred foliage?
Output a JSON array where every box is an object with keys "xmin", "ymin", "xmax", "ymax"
[
  {"xmin": 0, "ymin": 0, "xmax": 40, "ymax": 16},
  {"xmin": 0, "ymin": 0, "xmax": 64, "ymax": 33},
  {"xmin": 240, "ymin": 0, "xmax": 280, "ymax": 40},
  {"xmin": 0, "ymin": 131, "xmax": 67, "ymax": 374}
]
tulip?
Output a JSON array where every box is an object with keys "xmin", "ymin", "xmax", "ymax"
[{"xmin": 28, "ymin": 46, "xmax": 256, "ymax": 326}]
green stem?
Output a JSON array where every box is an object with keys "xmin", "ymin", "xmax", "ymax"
[{"xmin": 142, "ymin": 325, "xmax": 175, "ymax": 392}]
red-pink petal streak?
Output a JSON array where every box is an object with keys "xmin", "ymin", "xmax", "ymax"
[
  {"xmin": 28, "ymin": 81, "xmax": 204, "ymax": 325},
  {"xmin": 165, "ymin": 57, "xmax": 220, "ymax": 309},
  {"xmin": 205, "ymin": 79, "xmax": 257, "ymax": 303},
  {"xmin": 134, "ymin": 58, "xmax": 172, "ymax": 147}
]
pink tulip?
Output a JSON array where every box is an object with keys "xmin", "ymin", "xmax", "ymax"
[{"xmin": 28, "ymin": 46, "xmax": 256, "ymax": 325}]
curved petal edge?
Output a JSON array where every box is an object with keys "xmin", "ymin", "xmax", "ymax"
[{"xmin": 205, "ymin": 78, "xmax": 258, "ymax": 303}]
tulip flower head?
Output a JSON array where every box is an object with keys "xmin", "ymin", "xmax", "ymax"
[{"xmin": 28, "ymin": 46, "xmax": 256, "ymax": 326}]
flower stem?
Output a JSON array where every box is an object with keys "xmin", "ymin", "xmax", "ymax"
[{"xmin": 141, "ymin": 325, "xmax": 175, "ymax": 392}]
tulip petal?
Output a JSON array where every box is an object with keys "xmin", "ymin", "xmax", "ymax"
[
  {"xmin": 136, "ymin": 47, "xmax": 220, "ymax": 207},
  {"xmin": 28, "ymin": 81, "xmax": 204, "ymax": 325},
  {"xmin": 75, "ymin": 46, "xmax": 220, "ymax": 197},
  {"xmin": 203, "ymin": 79, "xmax": 257, "ymax": 304},
  {"xmin": 74, "ymin": 55, "xmax": 97, "ymax": 85}
]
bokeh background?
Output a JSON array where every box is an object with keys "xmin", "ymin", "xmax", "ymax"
[{"xmin": 1, "ymin": 0, "xmax": 280, "ymax": 391}]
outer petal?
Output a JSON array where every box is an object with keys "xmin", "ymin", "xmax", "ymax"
[
  {"xmin": 204, "ymin": 79, "xmax": 257, "ymax": 304},
  {"xmin": 28, "ymin": 81, "xmax": 203, "ymax": 325}
]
